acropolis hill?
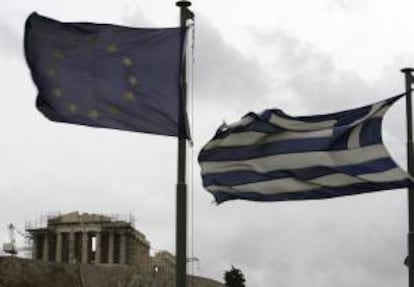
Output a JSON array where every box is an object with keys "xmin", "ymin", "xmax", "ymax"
[{"xmin": 0, "ymin": 211, "xmax": 222, "ymax": 287}]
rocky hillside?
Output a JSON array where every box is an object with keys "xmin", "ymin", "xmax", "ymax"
[{"xmin": 0, "ymin": 257, "xmax": 223, "ymax": 287}]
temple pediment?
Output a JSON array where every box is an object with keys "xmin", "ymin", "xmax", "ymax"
[{"xmin": 49, "ymin": 212, "xmax": 111, "ymax": 224}]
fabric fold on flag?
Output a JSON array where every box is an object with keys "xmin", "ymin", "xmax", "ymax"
[
  {"xmin": 198, "ymin": 94, "xmax": 414, "ymax": 203},
  {"xmin": 24, "ymin": 12, "xmax": 187, "ymax": 138}
]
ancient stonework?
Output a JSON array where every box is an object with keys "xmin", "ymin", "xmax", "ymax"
[{"xmin": 1, "ymin": 212, "xmax": 223, "ymax": 287}]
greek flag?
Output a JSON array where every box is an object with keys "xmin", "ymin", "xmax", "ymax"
[{"xmin": 198, "ymin": 95, "xmax": 414, "ymax": 203}]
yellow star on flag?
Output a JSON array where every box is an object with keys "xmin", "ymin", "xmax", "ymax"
[
  {"xmin": 108, "ymin": 106, "xmax": 121, "ymax": 115},
  {"xmin": 106, "ymin": 44, "xmax": 118, "ymax": 54},
  {"xmin": 46, "ymin": 68, "xmax": 56, "ymax": 78},
  {"xmin": 128, "ymin": 76, "xmax": 138, "ymax": 86},
  {"xmin": 53, "ymin": 88, "xmax": 62, "ymax": 98},
  {"xmin": 124, "ymin": 91, "xmax": 135, "ymax": 101},
  {"xmin": 67, "ymin": 104, "xmax": 77, "ymax": 113},
  {"xmin": 88, "ymin": 110, "xmax": 100, "ymax": 119},
  {"xmin": 122, "ymin": 57, "xmax": 133, "ymax": 67},
  {"xmin": 53, "ymin": 50, "xmax": 64, "ymax": 60}
]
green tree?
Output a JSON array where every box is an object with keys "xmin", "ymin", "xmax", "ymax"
[{"xmin": 224, "ymin": 265, "xmax": 246, "ymax": 287}]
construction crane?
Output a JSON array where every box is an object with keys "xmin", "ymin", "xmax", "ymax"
[
  {"xmin": 1, "ymin": 223, "xmax": 32, "ymax": 257},
  {"xmin": 2, "ymin": 223, "xmax": 17, "ymax": 256},
  {"xmin": 186, "ymin": 257, "xmax": 199, "ymax": 263}
]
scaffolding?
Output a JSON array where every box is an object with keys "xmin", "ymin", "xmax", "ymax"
[
  {"xmin": 25, "ymin": 212, "xmax": 136, "ymax": 230},
  {"xmin": 22, "ymin": 211, "xmax": 137, "ymax": 259}
]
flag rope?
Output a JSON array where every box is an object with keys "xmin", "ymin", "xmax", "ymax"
[
  {"xmin": 188, "ymin": 18, "xmax": 196, "ymax": 286},
  {"xmin": 401, "ymin": 68, "xmax": 414, "ymax": 287}
]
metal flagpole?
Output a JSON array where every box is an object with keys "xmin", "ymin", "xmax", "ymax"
[
  {"xmin": 402, "ymin": 67, "xmax": 414, "ymax": 287},
  {"xmin": 176, "ymin": 1, "xmax": 193, "ymax": 287}
]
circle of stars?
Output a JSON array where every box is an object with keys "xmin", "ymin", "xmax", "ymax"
[{"xmin": 45, "ymin": 36, "xmax": 142, "ymax": 121}]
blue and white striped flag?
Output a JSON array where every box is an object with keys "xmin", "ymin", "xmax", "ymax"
[{"xmin": 198, "ymin": 95, "xmax": 414, "ymax": 203}]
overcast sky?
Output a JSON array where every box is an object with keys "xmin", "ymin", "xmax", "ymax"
[{"xmin": 1, "ymin": 0, "xmax": 414, "ymax": 286}]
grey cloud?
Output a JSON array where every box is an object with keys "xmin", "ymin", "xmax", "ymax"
[
  {"xmin": 0, "ymin": 21, "xmax": 22, "ymax": 57},
  {"xmin": 193, "ymin": 28, "xmax": 411, "ymax": 286},
  {"xmin": 2, "ymin": 5, "xmax": 412, "ymax": 287},
  {"xmin": 329, "ymin": 0, "xmax": 367, "ymax": 11},
  {"xmin": 252, "ymin": 30, "xmax": 373, "ymax": 113},
  {"xmin": 194, "ymin": 146, "xmax": 406, "ymax": 285},
  {"xmin": 121, "ymin": 11, "xmax": 271, "ymax": 107},
  {"xmin": 121, "ymin": 7, "xmax": 151, "ymax": 27},
  {"xmin": 194, "ymin": 16, "xmax": 270, "ymax": 104}
]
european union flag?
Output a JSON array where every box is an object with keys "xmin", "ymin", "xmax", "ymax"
[{"xmin": 24, "ymin": 12, "xmax": 186, "ymax": 137}]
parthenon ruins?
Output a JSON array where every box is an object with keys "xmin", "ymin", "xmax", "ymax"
[
  {"xmin": 27, "ymin": 212, "xmax": 150, "ymax": 272},
  {"xmin": 1, "ymin": 211, "xmax": 224, "ymax": 287}
]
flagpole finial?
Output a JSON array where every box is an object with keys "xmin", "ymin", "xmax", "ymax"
[
  {"xmin": 176, "ymin": 1, "xmax": 191, "ymax": 7},
  {"xmin": 401, "ymin": 67, "xmax": 414, "ymax": 73}
]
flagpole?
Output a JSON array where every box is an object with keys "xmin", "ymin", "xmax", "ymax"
[
  {"xmin": 402, "ymin": 67, "xmax": 414, "ymax": 287},
  {"xmin": 176, "ymin": 1, "xmax": 192, "ymax": 287}
]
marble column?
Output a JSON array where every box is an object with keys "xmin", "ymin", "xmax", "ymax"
[
  {"xmin": 120, "ymin": 232, "xmax": 127, "ymax": 265},
  {"xmin": 132, "ymin": 237, "xmax": 139, "ymax": 267},
  {"xmin": 42, "ymin": 233, "xmax": 49, "ymax": 262},
  {"xmin": 31, "ymin": 236, "xmax": 37, "ymax": 260},
  {"xmin": 68, "ymin": 232, "xmax": 76, "ymax": 263},
  {"xmin": 55, "ymin": 232, "xmax": 62, "ymax": 263},
  {"xmin": 95, "ymin": 232, "xmax": 102, "ymax": 264},
  {"xmin": 81, "ymin": 232, "xmax": 89, "ymax": 264},
  {"xmin": 108, "ymin": 231, "xmax": 114, "ymax": 264}
]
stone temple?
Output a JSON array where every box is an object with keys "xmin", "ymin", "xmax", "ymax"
[
  {"xmin": 27, "ymin": 212, "xmax": 150, "ymax": 272},
  {"xmin": 13, "ymin": 211, "xmax": 224, "ymax": 287}
]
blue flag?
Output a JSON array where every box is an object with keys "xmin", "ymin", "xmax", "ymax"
[
  {"xmin": 25, "ymin": 13, "xmax": 186, "ymax": 137},
  {"xmin": 199, "ymin": 95, "xmax": 414, "ymax": 203}
]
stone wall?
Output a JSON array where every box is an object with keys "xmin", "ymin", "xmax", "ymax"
[
  {"xmin": 0, "ymin": 257, "xmax": 137, "ymax": 287},
  {"xmin": 190, "ymin": 276, "xmax": 226, "ymax": 287},
  {"xmin": 0, "ymin": 257, "xmax": 223, "ymax": 287}
]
